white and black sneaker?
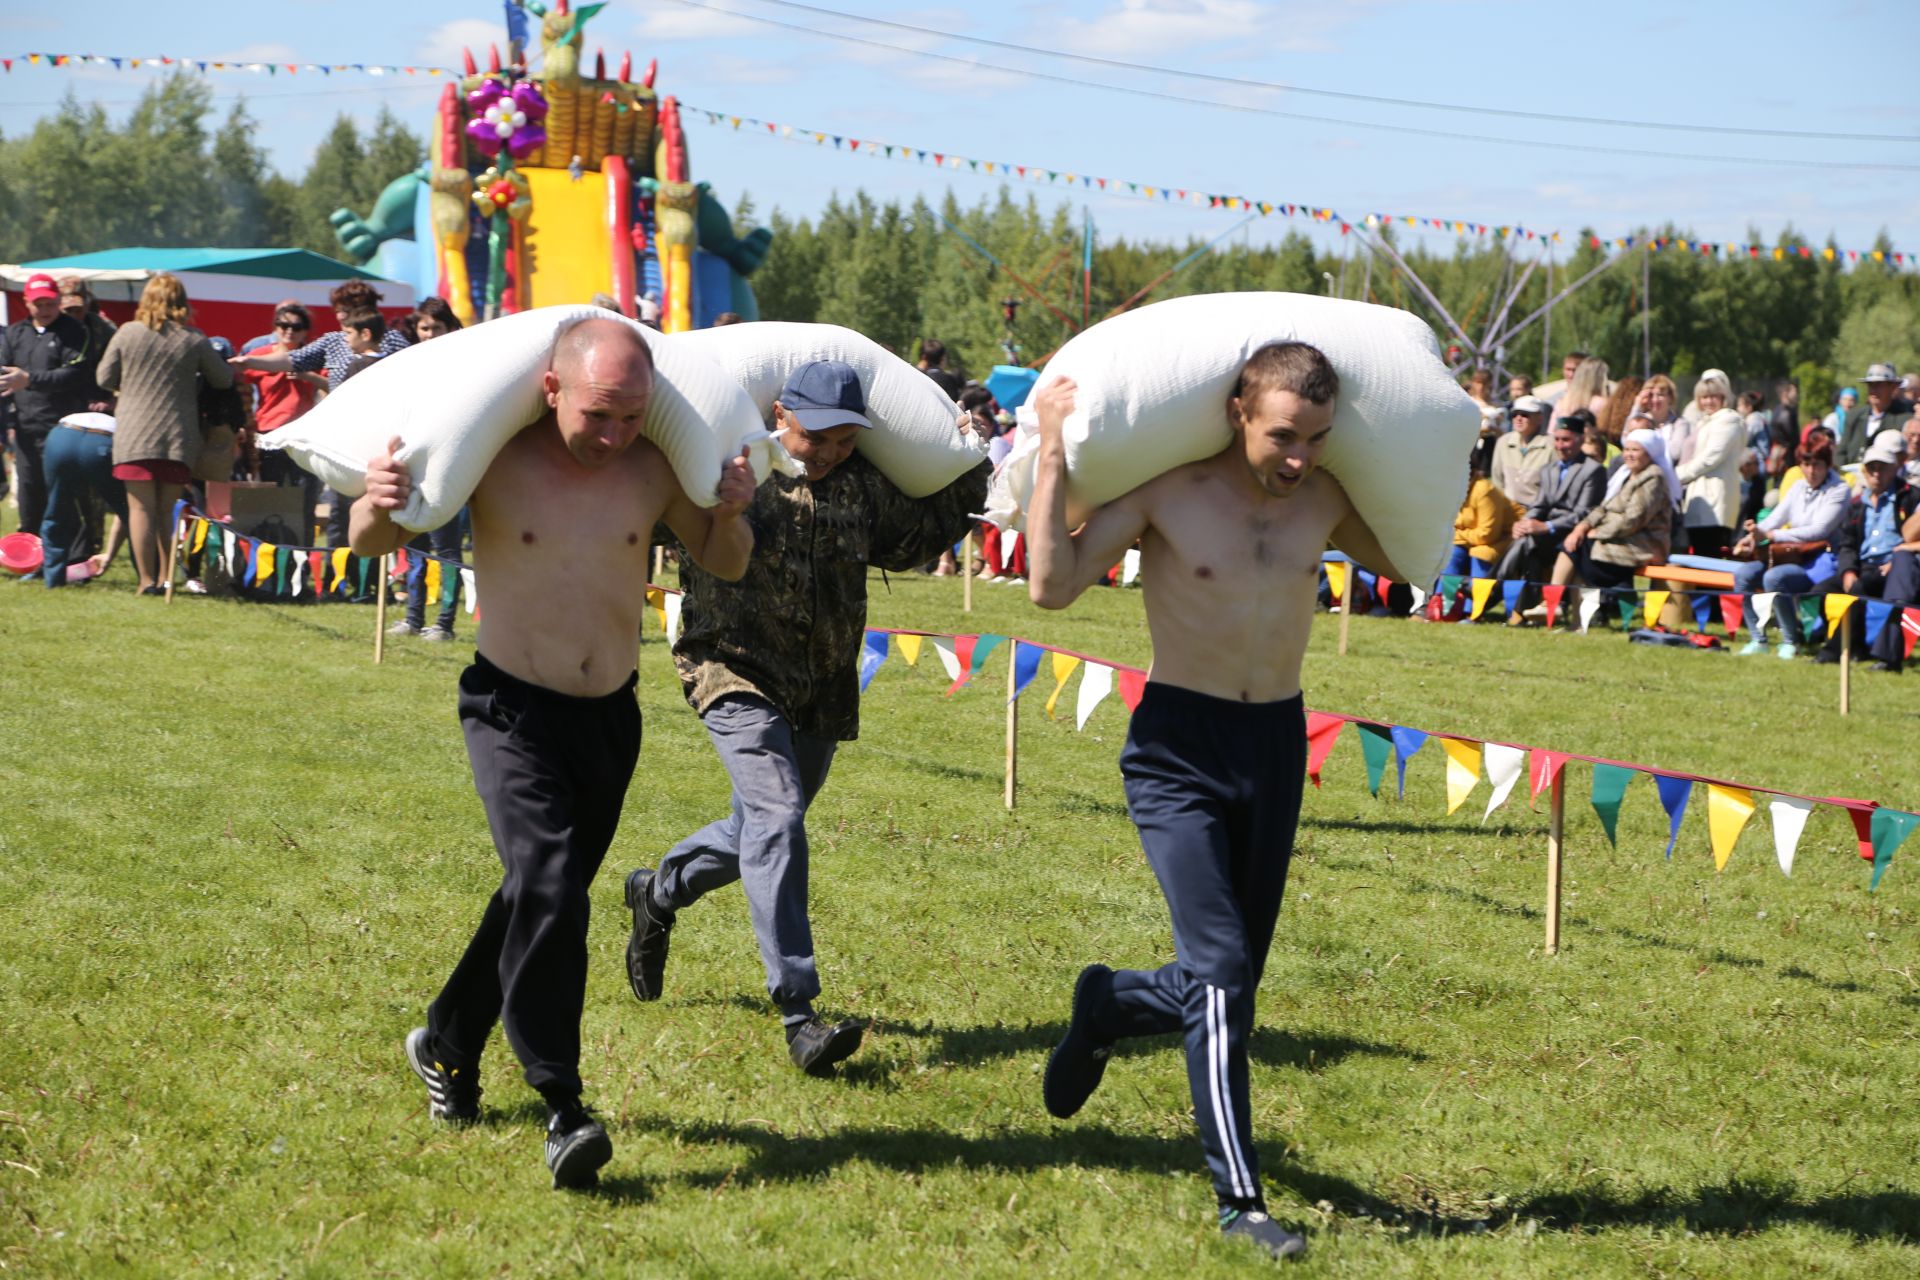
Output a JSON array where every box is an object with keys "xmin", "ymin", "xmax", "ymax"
[
  {"xmin": 544, "ymin": 1104, "xmax": 613, "ymax": 1190},
  {"xmin": 404, "ymin": 1027, "xmax": 481, "ymax": 1125}
]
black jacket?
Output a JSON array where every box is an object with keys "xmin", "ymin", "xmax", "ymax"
[
  {"xmin": 1832, "ymin": 478, "xmax": 1920, "ymax": 576},
  {"xmin": 0, "ymin": 314, "xmax": 100, "ymax": 433}
]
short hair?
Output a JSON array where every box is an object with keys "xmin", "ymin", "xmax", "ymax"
[
  {"xmin": 552, "ymin": 316, "xmax": 655, "ymax": 384},
  {"xmin": 1737, "ymin": 390, "xmax": 1765, "ymax": 413},
  {"xmin": 1232, "ymin": 341, "xmax": 1339, "ymax": 408},
  {"xmin": 589, "ymin": 293, "xmax": 623, "ymax": 313},
  {"xmin": 1565, "ymin": 350, "xmax": 1589, "ymax": 362},
  {"xmin": 1507, "ymin": 374, "xmax": 1534, "ymax": 395},
  {"xmin": 1797, "ymin": 439, "xmax": 1835, "ymax": 468},
  {"xmin": 1643, "ymin": 373, "xmax": 1678, "ymax": 401},
  {"xmin": 275, "ymin": 302, "xmax": 313, "ymax": 329},
  {"xmin": 1774, "ymin": 378, "xmax": 1798, "ymax": 395},
  {"xmin": 340, "ymin": 308, "xmax": 386, "ymax": 340},
  {"xmin": 329, "ymin": 280, "xmax": 382, "ymax": 312},
  {"xmin": 415, "ymin": 296, "xmax": 462, "ymax": 333},
  {"xmin": 1693, "ymin": 371, "xmax": 1730, "ymax": 402},
  {"xmin": 920, "ymin": 338, "xmax": 947, "ymax": 368},
  {"xmin": 958, "ymin": 385, "xmax": 995, "ymax": 413},
  {"xmin": 712, "ymin": 311, "xmax": 743, "ymax": 327}
]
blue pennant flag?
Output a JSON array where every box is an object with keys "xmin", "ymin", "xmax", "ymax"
[
  {"xmin": 504, "ymin": 0, "xmax": 531, "ymax": 50},
  {"xmin": 1691, "ymin": 593, "xmax": 1715, "ymax": 629},
  {"xmin": 858, "ymin": 631, "xmax": 890, "ymax": 692},
  {"xmin": 1654, "ymin": 774, "xmax": 1692, "ymax": 859},
  {"xmin": 1009, "ymin": 641, "xmax": 1044, "ymax": 701},
  {"xmin": 1865, "ymin": 599, "xmax": 1894, "ymax": 649},
  {"xmin": 1390, "ymin": 726, "xmax": 1428, "ymax": 799},
  {"xmin": 1501, "ymin": 580, "xmax": 1524, "ymax": 616}
]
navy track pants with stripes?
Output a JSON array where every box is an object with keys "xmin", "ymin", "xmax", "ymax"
[{"xmin": 1096, "ymin": 681, "xmax": 1304, "ymax": 1210}]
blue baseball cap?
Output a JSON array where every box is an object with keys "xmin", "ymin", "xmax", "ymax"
[{"xmin": 778, "ymin": 360, "xmax": 873, "ymax": 432}]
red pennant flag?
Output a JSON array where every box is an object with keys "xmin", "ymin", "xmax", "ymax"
[
  {"xmin": 1305, "ymin": 713, "xmax": 1345, "ymax": 789},
  {"xmin": 1117, "ymin": 670, "xmax": 1147, "ymax": 712},
  {"xmin": 933, "ymin": 153, "xmax": 943, "ymax": 165},
  {"xmin": 1841, "ymin": 801, "xmax": 1878, "ymax": 861},
  {"xmin": 1375, "ymin": 576, "xmax": 1394, "ymax": 609},
  {"xmin": 1096, "ymin": 178, "xmax": 1107, "ymax": 189},
  {"xmin": 1719, "ymin": 594, "xmax": 1744, "ymax": 636},
  {"xmin": 1528, "ymin": 750, "xmax": 1570, "ymax": 806},
  {"xmin": 1541, "ymin": 583, "xmax": 1565, "ymax": 630},
  {"xmin": 1902, "ymin": 607, "xmax": 1920, "ymax": 658},
  {"xmin": 308, "ymin": 551, "xmax": 325, "ymax": 591},
  {"xmin": 848, "ymin": 138, "xmax": 860, "ymax": 151},
  {"xmin": 944, "ymin": 634, "xmax": 978, "ymax": 696},
  {"xmin": 394, "ymin": 547, "xmax": 410, "ymax": 575},
  {"xmin": 1339, "ymin": 222, "xmax": 1351, "ymax": 235}
]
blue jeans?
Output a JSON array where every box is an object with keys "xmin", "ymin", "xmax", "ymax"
[
  {"xmin": 40, "ymin": 425, "xmax": 125, "ymax": 587},
  {"xmin": 1734, "ymin": 560, "xmax": 1815, "ymax": 642},
  {"xmin": 404, "ymin": 514, "xmax": 466, "ymax": 630},
  {"xmin": 1443, "ymin": 545, "xmax": 1497, "ymax": 579}
]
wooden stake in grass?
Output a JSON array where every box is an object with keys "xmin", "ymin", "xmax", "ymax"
[
  {"xmin": 374, "ymin": 554, "xmax": 390, "ymax": 665},
  {"xmin": 162, "ymin": 515, "xmax": 186, "ymax": 603},
  {"xmin": 963, "ymin": 531, "xmax": 975, "ymax": 615},
  {"xmin": 1839, "ymin": 608, "xmax": 1852, "ymax": 717},
  {"xmin": 1545, "ymin": 769, "xmax": 1566, "ymax": 955},
  {"xmin": 653, "ymin": 543, "xmax": 664, "ymax": 582},
  {"xmin": 1004, "ymin": 639, "xmax": 1019, "ymax": 811},
  {"xmin": 1337, "ymin": 560, "xmax": 1354, "ymax": 656}
]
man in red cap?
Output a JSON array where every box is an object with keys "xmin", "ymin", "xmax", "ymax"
[{"xmin": 1, "ymin": 273, "xmax": 99, "ymax": 543}]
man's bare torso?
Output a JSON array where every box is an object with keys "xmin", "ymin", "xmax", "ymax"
[
  {"xmin": 469, "ymin": 419, "xmax": 677, "ymax": 697},
  {"xmin": 1136, "ymin": 455, "xmax": 1352, "ymax": 703}
]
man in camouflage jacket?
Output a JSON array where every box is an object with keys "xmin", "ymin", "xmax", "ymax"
[{"xmin": 623, "ymin": 360, "xmax": 988, "ymax": 1073}]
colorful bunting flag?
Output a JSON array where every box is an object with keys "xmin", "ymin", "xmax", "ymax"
[
  {"xmin": 858, "ymin": 630, "xmax": 890, "ymax": 691},
  {"xmin": 1615, "ymin": 592, "xmax": 1640, "ymax": 629},
  {"xmin": 1356, "ymin": 723, "xmax": 1393, "ymax": 797},
  {"xmin": 1500, "ymin": 580, "xmax": 1524, "ymax": 618},
  {"xmin": 896, "ymin": 633, "xmax": 924, "ymax": 667},
  {"xmin": 1324, "ymin": 560, "xmax": 1348, "ymax": 603},
  {"xmin": 1864, "ymin": 599, "xmax": 1893, "ymax": 649},
  {"xmin": 1009, "ymin": 642, "xmax": 1043, "ymax": 701},
  {"xmin": 1074, "ymin": 662, "xmax": 1113, "ymax": 729},
  {"xmin": 1305, "ymin": 713, "xmax": 1345, "ymax": 789},
  {"xmin": 1482, "ymin": 743, "xmax": 1525, "ymax": 822},
  {"xmin": 1577, "ymin": 590, "xmax": 1603, "ymax": 634},
  {"xmin": 1751, "ymin": 592, "xmax": 1777, "ymax": 632},
  {"xmin": 1121, "ymin": 548, "xmax": 1142, "ymax": 586},
  {"xmin": 1642, "ymin": 589, "xmax": 1669, "ymax": 628},
  {"xmin": 663, "ymin": 591, "xmax": 683, "ymax": 644},
  {"xmin": 1654, "ymin": 774, "xmax": 1691, "ymax": 859},
  {"xmin": 1870, "ymin": 808, "xmax": 1920, "ymax": 890},
  {"xmin": 1796, "ymin": 596, "xmax": 1823, "ymax": 642},
  {"xmin": 930, "ymin": 636, "xmax": 962, "ymax": 684},
  {"xmin": 1468, "ymin": 577, "xmax": 1495, "ymax": 621},
  {"xmin": 1044, "ymin": 651, "xmax": 1080, "ymax": 719},
  {"xmin": 1541, "ymin": 583, "xmax": 1565, "ymax": 630},
  {"xmin": 1528, "ymin": 749, "xmax": 1570, "ymax": 806},
  {"xmin": 1117, "ymin": 669, "xmax": 1147, "ymax": 712},
  {"xmin": 1767, "ymin": 795, "xmax": 1814, "ymax": 876},
  {"xmin": 1590, "ymin": 763, "xmax": 1636, "ymax": 846},
  {"xmin": 1440, "ymin": 738, "xmax": 1481, "ymax": 815},
  {"xmin": 1823, "ymin": 593, "xmax": 1856, "ymax": 641},
  {"xmin": 1390, "ymin": 726, "xmax": 1427, "ymax": 799},
  {"xmin": 1706, "ymin": 784, "xmax": 1756, "ymax": 871}
]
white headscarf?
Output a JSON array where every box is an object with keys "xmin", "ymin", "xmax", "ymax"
[{"xmin": 1607, "ymin": 427, "xmax": 1683, "ymax": 509}]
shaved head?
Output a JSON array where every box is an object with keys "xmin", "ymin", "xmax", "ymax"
[{"xmin": 544, "ymin": 318, "xmax": 656, "ymax": 467}]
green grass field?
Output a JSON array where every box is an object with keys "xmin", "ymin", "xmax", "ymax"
[{"xmin": 3, "ymin": 567, "xmax": 1917, "ymax": 1277}]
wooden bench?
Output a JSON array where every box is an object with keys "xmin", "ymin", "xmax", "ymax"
[{"xmin": 1640, "ymin": 564, "xmax": 1736, "ymax": 591}]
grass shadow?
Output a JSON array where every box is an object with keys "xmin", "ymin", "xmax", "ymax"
[{"xmin": 877, "ymin": 1017, "xmax": 1424, "ymax": 1071}]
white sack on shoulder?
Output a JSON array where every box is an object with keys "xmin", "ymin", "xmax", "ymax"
[
  {"xmin": 672, "ymin": 321, "xmax": 982, "ymax": 497},
  {"xmin": 984, "ymin": 292, "xmax": 1479, "ymax": 585},
  {"xmin": 259, "ymin": 305, "xmax": 789, "ymax": 532}
]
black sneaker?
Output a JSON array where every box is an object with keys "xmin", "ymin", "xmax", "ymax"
[
  {"xmin": 1222, "ymin": 1208, "xmax": 1307, "ymax": 1260},
  {"xmin": 786, "ymin": 1016, "xmax": 865, "ymax": 1075},
  {"xmin": 404, "ymin": 1027, "xmax": 481, "ymax": 1125},
  {"xmin": 623, "ymin": 868, "xmax": 675, "ymax": 1003},
  {"xmin": 1043, "ymin": 964, "xmax": 1114, "ymax": 1119},
  {"xmin": 544, "ymin": 1104, "xmax": 613, "ymax": 1190}
]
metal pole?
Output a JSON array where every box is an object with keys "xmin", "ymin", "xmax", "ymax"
[
  {"xmin": 1355, "ymin": 228, "xmax": 1477, "ymax": 354},
  {"xmin": 1489, "ymin": 251, "xmax": 1635, "ymax": 353}
]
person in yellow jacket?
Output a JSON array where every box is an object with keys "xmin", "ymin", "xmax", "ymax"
[{"xmin": 1444, "ymin": 438, "xmax": 1523, "ymax": 579}]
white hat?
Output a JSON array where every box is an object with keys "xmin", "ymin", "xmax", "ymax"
[{"xmin": 1863, "ymin": 434, "xmax": 1905, "ymax": 466}]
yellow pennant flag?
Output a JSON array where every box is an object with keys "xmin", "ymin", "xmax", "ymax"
[
  {"xmin": 1044, "ymin": 651, "xmax": 1082, "ymax": 720},
  {"xmin": 1468, "ymin": 577, "xmax": 1496, "ymax": 620},
  {"xmin": 645, "ymin": 586, "xmax": 667, "ymax": 631},
  {"xmin": 1706, "ymin": 784, "xmax": 1756, "ymax": 871},
  {"xmin": 426, "ymin": 559, "xmax": 443, "ymax": 604},
  {"xmin": 896, "ymin": 634, "xmax": 923, "ymax": 667},
  {"xmin": 1440, "ymin": 738, "xmax": 1482, "ymax": 814},
  {"xmin": 331, "ymin": 547, "xmax": 351, "ymax": 583},
  {"xmin": 1823, "ymin": 593, "xmax": 1856, "ymax": 639},
  {"xmin": 1324, "ymin": 561, "xmax": 1348, "ymax": 603},
  {"xmin": 1643, "ymin": 589, "xmax": 1669, "ymax": 628},
  {"xmin": 257, "ymin": 544, "xmax": 276, "ymax": 582},
  {"xmin": 191, "ymin": 519, "xmax": 208, "ymax": 554}
]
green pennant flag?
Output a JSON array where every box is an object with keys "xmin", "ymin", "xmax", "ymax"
[
  {"xmin": 1590, "ymin": 762, "xmax": 1636, "ymax": 846},
  {"xmin": 1796, "ymin": 596, "xmax": 1824, "ymax": 641},
  {"xmin": 441, "ymin": 563, "xmax": 460, "ymax": 610},
  {"xmin": 1616, "ymin": 592, "xmax": 1640, "ymax": 629},
  {"xmin": 1356, "ymin": 723, "xmax": 1392, "ymax": 797},
  {"xmin": 1439, "ymin": 574, "xmax": 1462, "ymax": 605},
  {"xmin": 275, "ymin": 556, "xmax": 289, "ymax": 596},
  {"xmin": 1870, "ymin": 809, "xmax": 1920, "ymax": 890},
  {"xmin": 356, "ymin": 557, "xmax": 370, "ymax": 597},
  {"xmin": 969, "ymin": 633, "xmax": 1007, "ymax": 673}
]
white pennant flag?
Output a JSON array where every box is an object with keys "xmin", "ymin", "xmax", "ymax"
[
  {"xmin": 1767, "ymin": 795, "xmax": 1814, "ymax": 876},
  {"xmin": 1752, "ymin": 592, "xmax": 1777, "ymax": 632},
  {"xmin": 222, "ymin": 533, "xmax": 237, "ymax": 580},
  {"xmin": 1408, "ymin": 583, "xmax": 1428, "ymax": 613},
  {"xmin": 1482, "ymin": 743, "xmax": 1527, "ymax": 822},
  {"xmin": 931, "ymin": 636, "xmax": 962, "ymax": 682},
  {"xmin": 1121, "ymin": 548, "xmax": 1142, "ymax": 585},
  {"xmin": 1578, "ymin": 590, "xmax": 1603, "ymax": 633},
  {"xmin": 1075, "ymin": 662, "xmax": 1115, "ymax": 730},
  {"xmin": 461, "ymin": 568, "xmax": 478, "ymax": 615},
  {"xmin": 289, "ymin": 555, "xmax": 305, "ymax": 599},
  {"xmin": 663, "ymin": 592, "xmax": 684, "ymax": 645}
]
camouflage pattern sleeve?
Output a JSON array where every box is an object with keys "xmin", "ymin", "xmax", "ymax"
[{"xmin": 864, "ymin": 459, "xmax": 991, "ymax": 572}]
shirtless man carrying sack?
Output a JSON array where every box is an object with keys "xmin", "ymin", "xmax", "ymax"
[
  {"xmin": 1026, "ymin": 342, "xmax": 1392, "ymax": 1261},
  {"xmin": 349, "ymin": 319, "xmax": 756, "ymax": 1188}
]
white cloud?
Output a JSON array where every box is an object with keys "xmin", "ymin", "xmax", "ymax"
[
  {"xmin": 416, "ymin": 20, "xmax": 502, "ymax": 73},
  {"xmin": 693, "ymin": 55, "xmax": 803, "ymax": 88},
  {"xmin": 633, "ymin": 4, "xmax": 762, "ymax": 42},
  {"xmin": 1038, "ymin": 0, "xmax": 1361, "ymax": 59}
]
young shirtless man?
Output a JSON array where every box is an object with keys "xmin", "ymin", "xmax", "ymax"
[
  {"xmin": 1026, "ymin": 342, "xmax": 1393, "ymax": 1261},
  {"xmin": 349, "ymin": 319, "xmax": 756, "ymax": 1188}
]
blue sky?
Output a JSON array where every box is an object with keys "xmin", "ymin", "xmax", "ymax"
[{"xmin": 5, "ymin": 0, "xmax": 1916, "ymax": 262}]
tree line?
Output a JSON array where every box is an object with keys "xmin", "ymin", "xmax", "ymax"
[{"xmin": 4, "ymin": 77, "xmax": 1915, "ymax": 410}]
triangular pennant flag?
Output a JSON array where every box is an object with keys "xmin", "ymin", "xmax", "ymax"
[
  {"xmin": 1440, "ymin": 738, "xmax": 1481, "ymax": 815},
  {"xmin": 1768, "ymin": 795, "xmax": 1814, "ymax": 876},
  {"xmin": 1864, "ymin": 599, "xmax": 1894, "ymax": 649},
  {"xmin": 1408, "ymin": 583, "xmax": 1428, "ymax": 613},
  {"xmin": 190, "ymin": 519, "xmax": 208, "ymax": 554},
  {"xmin": 1009, "ymin": 642, "xmax": 1044, "ymax": 701},
  {"xmin": 1324, "ymin": 560, "xmax": 1348, "ymax": 603},
  {"xmin": 1356, "ymin": 723, "xmax": 1393, "ymax": 797},
  {"xmin": 1074, "ymin": 662, "xmax": 1114, "ymax": 730},
  {"xmin": 1044, "ymin": 651, "xmax": 1080, "ymax": 719},
  {"xmin": 858, "ymin": 630, "xmax": 890, "ymax": 691},
  {"xmin": 331, "ymin": 547, "xmax": 351, "ymax": 592},
  {"xmin": 897, "ymin": 633, "xmax": 924, "ymax": 667},
  {"xmin": 1468, "ymin": 577, "xmax": 1495, "ymax": 620},
  {"xmin": 1796, "ymin": 596, "xmax": 1823, "ymax": 641},
  {"xmin": 1117, "ymin": 669, "xmax": 1147, "ymax": 712},
  {"xmin": 1578, "ymin": 590, "xmax": 1603, "ymax": 633},
  {"xmin": 1751, "ymin": 591, "xmax": 1777, "ymax": 632},
  {"xmin": 1439, "ymin": 573, "xmax": 1462, "ymax": 605},
  {"xmin": 1541, "ymin": 583, "xmax": 1565, "ymax": 629},
  {"xmin": 1719, "ymin": 593, "xmax": 1743, "ymax": 636},
  {"xmin": 461, "ymin": 568, "xmax": 478, "ymax": 615},
  {"xmin": 1589, "ymin": 763, "xmax": 1636, "ymax": 846},
  {"xmin": 1121, "ymin": 548, "xmax": 1142, "ymax": 585},
  {"xmin": 1870, "ymin": 808, "xmax": 1920, "ymax": 890},
  {"xmin": 1654, "ymin": 774, "xmax": 1692, "ymax": 859},
  {"xmin": 257, "ymin": 543, "xmax": 276, "ymax": 585},
  {"xmin": 1823, "ymin": 593, "xmax": 1856, "ymax": 640},
  {"xmin": 1690, "ymin": 592, "xmax": 1715, "ymax": 630},
  {"xmin": 644, "ymin": 585, "xmax": 667, "ymax": 631},
  {"xmin": 1500, "ymin": 580, "xmax": 1524, "ymax": 618},
  {"xmin": 931, "ymin": 636, "xmax": 962, "ymax": 683},
  {"xmin": 1643, "ymin": 589, "xmax": 1670, "ymax": 628},
  {"xmin": 1482, "ymin": 743, "xmax": 1525, "ymax": 822},
  {"xmin": 1616, "ymin": 591, "xmax": 1640, "ymax": 629},
  {"xmin": 1903, "ymin": 608, "xmax": 1920, "ymax": 658},
  {"xmin": 1390, "ymin": 726, "xmax": 1428, "ymax": 799},
  {"xmin": 1528, "ymin": 749, "xmax": 1569, "ymax": 806},
  {"xmin": 663, "ymin": 591, "xmax": 683, "ymax": 644},
  {"xmin": 1706, "ymin": 784, "xmax": 1756, "ymax": 871},
  {"xmin": 1305, "ymin": 713, "xmax": 1344, "ymax": 789},
  {"xmin": 425, "ymin": 558, "xmax": 442, "ymax": 607}
]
